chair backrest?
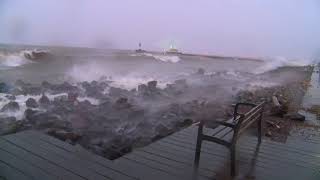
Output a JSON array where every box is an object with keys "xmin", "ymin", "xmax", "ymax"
[{"xmin": 232, "ymin": 101, "xmax": 265, "ymax": 142}]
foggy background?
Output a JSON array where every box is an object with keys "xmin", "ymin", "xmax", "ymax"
[{"xmin": 0, "ymin": 0, "xmax": 319, "ymax": 59}]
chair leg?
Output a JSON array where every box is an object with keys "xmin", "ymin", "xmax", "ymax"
[
  {"xmin": 258, "ymin": 118, "xmax": 262, "ymax": 144},
  {"xmin": 230, "ymin": 146, "xmax": 236, "ymax": 177},
  {"xmin": 193, "ymin": 123, "xmax": 204, "ymax": 180},
  {"xmin": 194, "ymin": 136, "xmax": 202, "ymax": 171}
]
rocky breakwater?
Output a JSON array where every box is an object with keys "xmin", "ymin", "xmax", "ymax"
[
  {"xmin": 235, "ymin": 66, "xmax": 314, "ymax": 142},
  {"xmin": 0, "ymin": 78, "xmax": 228, "ymax": 159}
]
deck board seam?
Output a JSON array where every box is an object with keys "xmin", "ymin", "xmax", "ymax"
[
  {"xmin": 21, "ymin": 132, "xmax": 139, "ymax": 180},
  {"xmin": 0, "ymin": 137, "xmax": 88, "ymax": 180}
]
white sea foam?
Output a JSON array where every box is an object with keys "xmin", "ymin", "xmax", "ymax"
[
  {"xmin": 143, "ymin": 53, "xmax": 181, "ymax": 63},
  {"xmin": 0, "ymin": 93, "xmax": 99, "ymax": 120},
  {"xmin": 254, "ymin": 56, "xmax": 313, "ymax": 74},
  {"xmin": 0, "ymin": 52, "xmax": 33, "ymax": 69},
  {"xmin": 110, "ymin": 76, "xmax": 168, "ymax": 90}
]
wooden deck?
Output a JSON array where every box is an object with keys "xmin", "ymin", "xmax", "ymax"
[{"xmin": 1, "ymin": 125, "xmax": 320, "ymax": 180}]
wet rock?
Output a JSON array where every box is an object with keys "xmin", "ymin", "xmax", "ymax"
[
  {"xmin": 81, "ymin": 81, "xmax": 105, "ymax": 98},
  {"xmin": 26, "ymin": 98, "xmax": 39, "ymax": 108},
  {"xmin": 174, "ymin": 79, "xmax": 187, "ymax": 88},
  {"xmin": 67, "ymin": 92, "xmax": 78, "ymax": 102},
  {"xmin": 24, "ymin": 86, "xmax": 42, "ymax": 95},
  {"xmin": 78, "ymin": 99, "xmax": 92, "ymax": 107},
  {"xmin": 47, "ymin": 129, "xmax": 82, "ymax": 142},
  {"xmin": 102, "ymin": 136, "xmax": 133, "ymax": 160},
  {"xmin": 5, "ymin": 95, "xmax": 16, "ymax": 101},
  {"xmin": 15, "ymin": 79, "xmax": 27, "ymax": 87},
  {"xmin": 0, "ymin": 117, "xmax": 19, "ymax": 135},
  {"xmin": 165, "ymin": 79, "xmax": 188, "ymax": 95},
  {"xmin": 28, "ymin": 112, "xmax": 70, "ymax": 129},
  {"xmin": 90, "ymin": 138, "xmax": 104, "ymax": 146},
  {"xmin": 180, "ymin": 101, "xmax": 200, "ymax": 116},
  {"xmin": 137, "ymin": 84, "xmax": 148, "ymax": 96},
  {"xmin": 113, "ymin": 97, "xmax": 131, "ymax": 109},
  {"xmin": 155, "ymin": 124, "xmax": 173, "ymax": 137},
  {"xmin": 1, "ymin": 101, "xmax": 20, "ymax": 112},
  {"xmin": 109, "ymin": 87, "xmax": 130, "ymax": 97},
  {"xmin": 0, "ymin": 82, "xmax": 10, "ymax": 93},
  {"xmin": 68, "ymin": 114, "xmax": 90, "ymax": 129},
  {"xmin": 24, "ymin": 108, "xmax": 39, "ymax": 120},
  {"xmin": 51, "ymin": 82, "xmax": 78, "ymax": 93},
  {"xmin": 53, "ymin": 95, "xmax": 68, "ymax": 102},
  {"xmin": 39, "ymin": 94, "xmax": 50, "ymax": 107},
  {"xmin": 90, "ymin": 145, "xmax": 105, "ymax": 155},
  {"xmin": 196, "ymin": 68, "xmax": 205, "ymax": 75},
  {"xmin": 41, "ymin": 81, "xmax": 52, "ymax": 89},
  {"xmin": 128, "ymin": 108, "xmax": 145, "ymax": 119},
  {"xmin": 284, "ymin": 113, "xmax": 306, "ymax": 121},
  {"xmin": 147, "ymin": 81, "xmax": 157, "ymax": 91},
  {"xmin": 11, "ymin": 88, "xmax": 24, "ymax": 96}
]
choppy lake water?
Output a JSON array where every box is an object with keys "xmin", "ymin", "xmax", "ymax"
[{"xmin": 0, "ymin": 45, "xmax": 264, "ymax": 86}]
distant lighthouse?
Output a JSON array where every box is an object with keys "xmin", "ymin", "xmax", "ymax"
[
  {"xmin": 135, "ymin": 42, "xmax": 146, "ymax": 53},
  {"xmin": 165, "ymin": 43, "xmax": 181, "ymax": 55}
]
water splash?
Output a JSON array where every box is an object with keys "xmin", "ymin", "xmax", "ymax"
[
  {"xmin": 0, "ymin": 51, "xmax": 33, "ymax": 69},
  {"xmin": 143, "ymin": 53, "xmax": 180, "ymax": 63},
  {"xmin": 254, "ymin": 56, "xmax": 312, "ymax": 74}
]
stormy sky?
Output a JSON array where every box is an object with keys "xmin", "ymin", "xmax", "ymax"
[{"xmin": 0, "ymin": 0, "xmax": 319, "ymax": 59}]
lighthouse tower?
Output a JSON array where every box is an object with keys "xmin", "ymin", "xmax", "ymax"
[{"xmin": 135, "ymin": 42, "xmax": 146, "ymax": 53}]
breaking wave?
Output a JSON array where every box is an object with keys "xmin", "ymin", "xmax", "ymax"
[
  {"xmin": 0, "ymin": 51, "xmax": 33, "ymax": 69},
  {"xmin": 66, "ymin": 62, "xmax": 171, "ymax": 90},
  {"xmin": 254, "ymin": 56, "xmax": 313, "ymax": 74},
  {"xmin": 143, "ymin": 53, "xmax": 181, "ymax": 63}
]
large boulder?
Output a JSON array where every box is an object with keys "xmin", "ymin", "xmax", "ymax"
[
  {"xmin": 284, "ymin": 113, "xmax": 306, "ymax": 121},
  {"xmin": 50, "ymin": 82, "xmax": 78, "ymax": 93},
  {"xmin": 109, "ymin": 87, "xmax": 130, "ymax": 97},
  {"xmin": 24, "ymin": 108, "xmax": 39, "ymax": 120},
  {"xmin": 196, "ymin": 68, "xmax": 205, "ymax": 75},
  {"xmin": 68, "ymin": 113, "xmax": 90, "ymax": 129},
  {"xmin": 24, "ymin": 86, "xmax": 42, "ymax": 95},
  {"xmin": 81, "ymin": 81, "xmax": 105, "ymax": 98},
  {"xmin": 0, "ymin": 82, "xmax": 10, "ymax": 93},
  {"xmin": 165, "ymin": 79, "xmax": 188, "ymax": 95},
  {"xmin": 41, "ymin": 81, "xmax": 52, "ymax": 89},
  {"xmin": 47, "ymin": 129, "xmax": 82, "ymax": 142},
  {"xmin": 0, "ymin": 116, "xmax": 19, "ymax": 135},
  {"xmin": 68, "ymin": 92, "xmax": 79, "ymax": 102},
  {"xmin": 39, "ymin": 94, "xmax": 50, "ymax": 107},
  {"xmin": 26, "ymin": 98, "xmax": 39, "ymax": 108},
  {"xmin": 27, "ymin": 112, "xmax": 70, "ymax": 129},
  {"xmin": 1, "ymin": 101, "xmax": 20, "ymax": 112},
  {"xmin": 15, "ymin": 79, "xmax": 27, "ymax": 87},
  {"xmin": 113, "ymin": 97, "xmax": 131, "ymax": 109},
  {"xmin": 137, "ymin": 84, "xmax": 148, "ymax": 96},
  {"xmin": 147, "ymin": 81, "xmax": 157, "ymax": 91}
]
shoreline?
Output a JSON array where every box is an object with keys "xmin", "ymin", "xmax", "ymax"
[{"xmin": 0, "ymin": 65, "xmax": 315, "ymax": 159}]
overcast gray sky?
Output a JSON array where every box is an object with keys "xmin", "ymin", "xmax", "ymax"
[{"xmin": 0, "ymin": 0, "xmax": 319, "ymax": 58}]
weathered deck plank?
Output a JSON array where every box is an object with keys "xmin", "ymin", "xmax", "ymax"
[
  {"xmin": 0, "ymin": 161, "xmax": 32, "ymax": 180},
  {"xmin": 116, "ymin": 125, "xmax": 320, "ymax": 180},
  {"xmin": 0, "ymin": 148, "xmax": 57, "ymax": 180},
  {"xmin": 15, "ymin": 132, "xmax": 135, "ymax": 180},
  {"xmin": 21, "ymin": 131, "xmax": 139, "ymax": 180},
  {"xmin": 1, "ymin": 124, "xmax": 320, "ymax": 180},
  {"xmin": 0, "ymin": 139, "xmax": 81, "ymax": 179}
]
